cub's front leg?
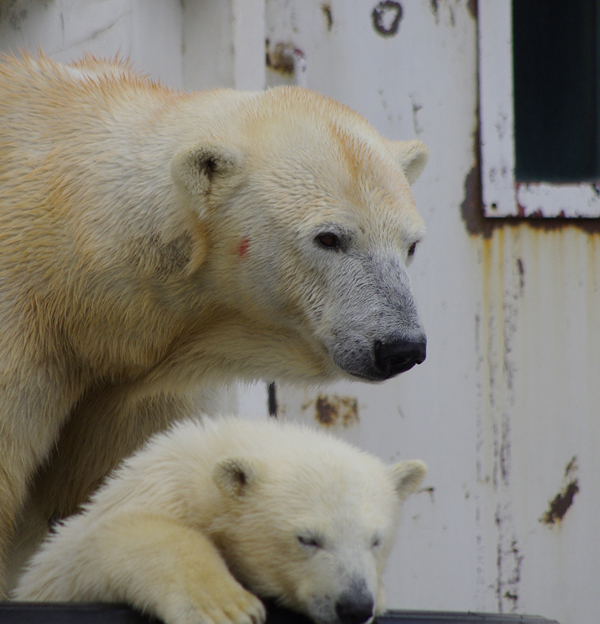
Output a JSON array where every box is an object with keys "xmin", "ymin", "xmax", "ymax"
[{"xmin": 14, "ymin": 511, "xmax": 266, "ymax": 624}]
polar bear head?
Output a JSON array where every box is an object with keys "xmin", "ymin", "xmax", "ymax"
[
  {"xmin": 171, "ymin": 87, "xmax": 429, "ymax": 385},
  {"xmin": 210, "ymin": 433, "xmax": 426, "ymax": 624}
]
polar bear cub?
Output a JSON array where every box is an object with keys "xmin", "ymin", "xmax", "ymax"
[{"xmin": 14, "ymin": 418, "xmax": 426, "ymax": 624}]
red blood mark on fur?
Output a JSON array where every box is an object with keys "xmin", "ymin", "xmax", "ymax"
[{"xmin": 237, "ymin": 237, "xmax": 250, "ymax": 258}]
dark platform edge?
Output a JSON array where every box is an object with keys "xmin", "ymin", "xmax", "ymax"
[{"xmin": 0, "ymin": 603, "xmax": 561, "ymax": 624}]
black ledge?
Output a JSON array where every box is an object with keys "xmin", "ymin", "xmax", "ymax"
[{"xmin": 0, "ymin": 603, "xmax": 561, "ymax": 624}]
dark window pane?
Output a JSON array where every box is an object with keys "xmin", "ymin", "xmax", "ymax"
[{"xmin": 513, "ymin": 0, "xmax": 599, "ymax": 182}]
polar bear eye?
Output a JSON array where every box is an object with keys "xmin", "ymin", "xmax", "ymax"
[
  {"xmin": 315, "ymin": 233, "xmax": 341, "ymax": 250},
  {"xmin": 297, "ymin": 534, "xmax": 323, "ymax": 549},
  {"xmin": 407, "ymin": 242, "xmax": 418, "ymax": 257}
]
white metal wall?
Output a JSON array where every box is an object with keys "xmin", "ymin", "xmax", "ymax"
[{"xmin": 1, "ymin": 2, "xmax": 598, "ymax": 623}]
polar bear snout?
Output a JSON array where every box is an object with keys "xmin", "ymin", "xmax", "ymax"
[
  {"xmin": 323, "ymin": 252, "xmax": 426, "ymax": 382},
  {"xmin": 335, "ymin": 587, "xmax": 375, "ymax": 624},
  {"xmin": 373, "ymin": 334, "xmax": 427, "ymax": 378}
]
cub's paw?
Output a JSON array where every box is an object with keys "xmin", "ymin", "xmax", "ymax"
[
  {"xmin": 211, "ymin": 589, "xmax": 266, "ymax": 624},
  {"xmin": 165, "ymin": 584, "xmax": 266, "ymax": 624}
]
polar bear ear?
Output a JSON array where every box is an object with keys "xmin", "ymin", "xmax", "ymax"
[
  {"xmin": 387, "ymin": 460, "xmax": 427, "ymax": 502},
  {"xmin": 171, "ymin": 144, "xmax": 244, "ymax": 197},
  {"xmin": 386, "ymin": 139, "xmax": 429, "ymax": 185},
  {"xmin": 213, "ymin": 457, "xmax": 259, "ymax": 498}
]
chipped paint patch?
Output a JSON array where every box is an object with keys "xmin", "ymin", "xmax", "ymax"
[
  {"xmin": 540, "ymin": 482, "xmax": 580, "ymax": 525},
  {"xmin": 540, "ymin": 457, "xmax": 580, "ymax": 525},
  {"xmin": 266, "ymin": 41, "xmax": 298, "ymax": 75},
  {"xmin": 314, "ymin": 394, "xmax": 359, "ymax": 428}
]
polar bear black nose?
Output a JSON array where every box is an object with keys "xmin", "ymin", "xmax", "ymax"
[
  {"xmin": 374, "ymin": 336, "xmax": 427, "ymax": 378},
  {"xmin": 335, "ymin": 593, "xmax": 374, "ymax": 624}
]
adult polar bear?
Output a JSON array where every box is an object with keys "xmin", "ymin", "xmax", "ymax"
[
  {"xmin": 0, "ymin": 53, "xmax": 428, "ymax": 595},
  {"xmin": 15, "ymin": 417, "xmax": 427, "ymax": 624}
]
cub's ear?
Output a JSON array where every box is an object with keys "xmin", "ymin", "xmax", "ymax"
[
  {"xmin": 171, "ymin": 144, "xmax": 244, "ymax": 196},
  {"xmin": 387, "ymin": 460, "xmax": 427, "ymax": 502},
  {"xmin": 386, "ymin": 139, "xmax": 429, "ymax": 185},
  {"xmin": 213, "ymin": 457, "xmax": 259, "ymax": 498}
]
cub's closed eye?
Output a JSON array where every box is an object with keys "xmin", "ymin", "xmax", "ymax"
[
  {"xmin": 298, "ymin": 535, "xmax": 323, "ymax": 548},
  {"xmin": 371, "ymin": 537, "xmax": 382, "ymax": 548},
  {"xmin": 315, "ymin": 233, "xmax": 341, "ymax": 250},
  {"xmin": 408, "ymin": 242, "xmax": 418, "ymax": 257}
]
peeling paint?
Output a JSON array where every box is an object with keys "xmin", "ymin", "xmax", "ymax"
[
  {"xmin": 539, "ymin": 456, "xmax": 579, "ymax": 525},
  {"xmin": 265, "ymin": 41, "xmax": 305, "ymax": 76},
  {"xmin": 372, "ymin": 1, "xmax": 402, "ymax": 38},
  {"xmin": 314, "ymin": 394, "xmax": 359, "ymax": 428},
  {"xmin": 265, "ymin": 41, "xmax": 294, "ymax": 75},
  {"xmin": 321, "ymin": 3, "xmax": 333, "ymax": 32},
  {"xmin": 540, "ymin": 473, "xmax": 580, "ymax": 526}
]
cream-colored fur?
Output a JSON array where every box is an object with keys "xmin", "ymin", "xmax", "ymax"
[
  {"xmin": 14, "ymin": 417, "xmax": 426, "ymax": 624},
  {"xmin": 0, "ymin": 52, "xmax": 428, "ymax": 595}
]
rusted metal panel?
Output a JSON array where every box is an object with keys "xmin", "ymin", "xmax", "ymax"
[{"xmin": 474, "ymin": 226, "xmax": 600, "ymax": 623}]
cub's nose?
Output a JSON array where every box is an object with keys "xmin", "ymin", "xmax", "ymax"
[
  {"xmin": 335, "ymin": 594, "xmax": 374, "ymax": 624},
  {"xmin": 374, "ymin": 335, "xmax": 427, "ymax": 378}
]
